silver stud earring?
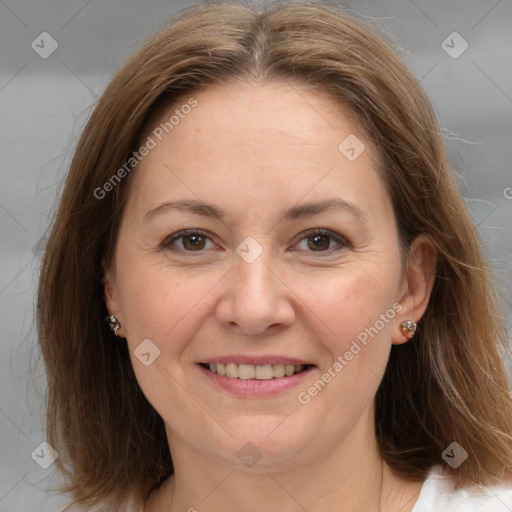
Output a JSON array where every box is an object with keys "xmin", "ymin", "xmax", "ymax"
[
  {"xmin": 106, "ymin": 314, "xmax": 121, "ymax": 336},
  {"xmin": 400, "ymin": 320, "xmax": 417, "ymax": 340}
]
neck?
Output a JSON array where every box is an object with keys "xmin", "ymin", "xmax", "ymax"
[{"xmin": 146, "ymin": 408, "xmax": 424, "ymax": 512}]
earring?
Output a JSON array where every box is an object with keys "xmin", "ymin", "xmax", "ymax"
[
  {"xmin": 106, "ymin": 314, "xmax": 121, "ymax": 336},
  {"xmin": 400, "ymin": 320, "xmax": 417, "ymax": 340}
]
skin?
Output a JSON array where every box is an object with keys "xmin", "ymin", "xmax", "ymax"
[{"xmin": 104, "ymin": 80, "xmax": 436, "ymax": 512}]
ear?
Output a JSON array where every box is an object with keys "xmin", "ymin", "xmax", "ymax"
[
  {"xmin": 392, "ymin": 234, "xmax": 437, "ymax": 345},
  {"xmin": 102, "ymin": 259, "xmax": 125, "ymax": 337}
]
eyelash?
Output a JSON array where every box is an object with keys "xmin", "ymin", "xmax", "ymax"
[{"xmin": 161, "ymin": 228, "xmax": 350, "ymax": 256}]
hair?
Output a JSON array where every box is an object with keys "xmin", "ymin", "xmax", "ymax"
[{"xmin": 37, "ymin": 0, "xmax": 512, "ymax": 508}]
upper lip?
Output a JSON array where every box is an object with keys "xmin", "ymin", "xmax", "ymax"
[{"xmin": 199, "ymin": 355, "xmax": 314, "ymax": 366}]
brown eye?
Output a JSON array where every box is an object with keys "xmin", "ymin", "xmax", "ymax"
[
  {"xmin": 294, "ymin": 229, "xmax": 349, "ymax": 254},
  {"xmin": 307, "ymin": 234, "xmax": 331, "ymax": 251},
  {"xmin": 181, "ymin": 234, "xmax": 207, "ymax": 251},
  {"xmin": 163, "ymin": 230, "xmax": 215, "ymax": 252}
]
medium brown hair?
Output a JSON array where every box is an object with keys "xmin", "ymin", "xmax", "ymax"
[{"xmin": 37, "ymin": 0, "xmax": 512, "ymax": 507}]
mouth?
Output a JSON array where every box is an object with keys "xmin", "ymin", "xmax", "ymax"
[
  {"xmin": 197, "ymin": 358, "xmax": 316, "ymax": 397},
  {"xmin": 199, "ymin": 362, "xmax": 311, "ymax": 380}
]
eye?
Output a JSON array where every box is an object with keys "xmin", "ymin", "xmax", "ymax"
[
  {"xmin": 293, "ymin": 228, "xmax": 349, "ymax": 254},
  {"xmin": 162, "ymin": 230, "xmax": 216, "ymax": 252},
  {"xmin": 161, "ymin": 228, "xmax": 349, "ymax": 255}
]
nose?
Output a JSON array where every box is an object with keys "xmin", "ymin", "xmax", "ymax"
[{"xmin": 215, "ymin": 251, "xmax": 296, "ymax": 335}]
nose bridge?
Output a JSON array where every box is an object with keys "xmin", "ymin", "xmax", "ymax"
[
  {"xmin": 232, "ymin": 237, "xmax": 280, "ymax": 307},
  {"xmin": 216, "ymin": 239, "xmax": 295, "ymax": 334},
  {"xmin": 235, "ymin": 248, "xmax": 274, "ymax": 297}
]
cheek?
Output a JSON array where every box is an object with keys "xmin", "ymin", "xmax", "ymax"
[
  {"xmin": 293, "ymin": 263, "xmax": 400, "ymax": 413},
  {"xmin": 304, "ymin": 265, "xmax": 399, "ymax": 349},
  {"xmin": 117, "ymin": 251, "xmax": 400, "ymax": 358},
  {"xmin": 115, "ymin": 255, "xmax": 227, "ymax": 358},
  {"xmin": 287, "ymin": 270, "xmax": 398, "ymax": 437}
]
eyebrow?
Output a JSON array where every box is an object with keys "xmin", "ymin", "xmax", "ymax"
[{"xmin": 144, "ymin": 198, "xmax": 367, "ymax": 223}]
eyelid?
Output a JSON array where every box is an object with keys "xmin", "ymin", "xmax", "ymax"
[
  {"xmin": 161, "ymin": 229, "xmax": 217, "ymax": 253},
  {"xmin": 291, "ymin": 228, "xmax": 351, "ymax": 254},
  {"xmin": 162, "ymin": 228, "xmax": 350, "ymax": 255}
]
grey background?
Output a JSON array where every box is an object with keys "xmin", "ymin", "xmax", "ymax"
[{"xmin": 1, "ymin": 0, "xmax": 511, "ymax": 510}]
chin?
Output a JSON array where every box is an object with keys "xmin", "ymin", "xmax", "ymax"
[{"xmin": 215, "ymin": 413, "xmax": 327, "ymax": 471}]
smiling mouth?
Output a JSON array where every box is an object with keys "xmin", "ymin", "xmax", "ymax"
[{"xmin": 199, "ymin": 362, "xmax": 311, "ymax": 380}]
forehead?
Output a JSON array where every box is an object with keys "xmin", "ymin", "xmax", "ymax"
[
  {"xmin": 126, "ymin": 80, "xmax": 389, "ymax": 225},
  {"xmin": 155, "ymin": 80, "xmax": 370, "ymax": 154}
]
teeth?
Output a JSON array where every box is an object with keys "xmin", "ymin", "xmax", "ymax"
[
  {"xmin": 225, "ymin": 363, "xmax": 238, "ymax": 378},
  {"xmin": 273, "ymin": 364, "xmax": 285, "ymax": 378},
  {"xmin": 206, "ymin": 362, "xmax": 306, "ymax": 379},
  {"xmin": 238, "ymin": 364, "xmax": 255, "ymax": 379},
  {"xmin": 255, "ymin": 364, "xmax": 273, "ymax": 380}
]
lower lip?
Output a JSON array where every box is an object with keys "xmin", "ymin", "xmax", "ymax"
[{"xmin": 197, "ymin": 364, "xmax": 315, "ymax": 397}]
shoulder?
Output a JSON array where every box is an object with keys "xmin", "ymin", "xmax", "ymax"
[{"xmin": 413, "ymin": 465, "xmax": 512, "ymax": 511}]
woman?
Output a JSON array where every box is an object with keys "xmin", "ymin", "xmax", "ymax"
[{"xmin": 37, "ymin": 1, "xmax": 512, "ymax": 510}]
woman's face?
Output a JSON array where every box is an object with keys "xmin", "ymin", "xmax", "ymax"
[{"xmin": 105, "ymin": 80, "xmax": 423, "ymax": 471}]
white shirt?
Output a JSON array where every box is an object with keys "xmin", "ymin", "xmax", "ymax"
[
  {"xmin": 58, "ymin": 464, "xmax": 512, "ymax": 511},
  {"xmin": 411, "ymin": 465, "xmax": 512, "ymax": 511}
]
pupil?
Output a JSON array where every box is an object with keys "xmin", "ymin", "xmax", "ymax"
[
  {"xmin": 184, "ymin": 235, "xmax": 205, "ymax": 250},
  {"xmin": 309, "ymin": 234, "xmax": 329, "ymax": 251},
  {"xmin": 182, "ymin": 234, "xmax": 331, "ymax": 251}
]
